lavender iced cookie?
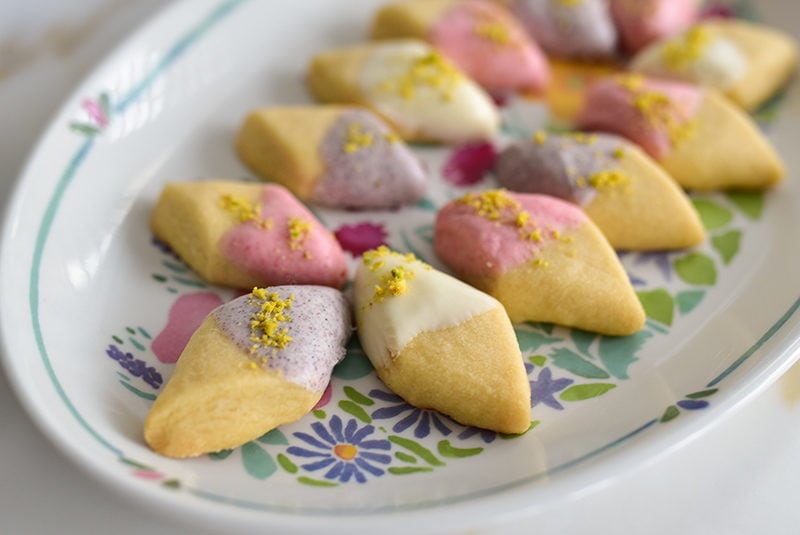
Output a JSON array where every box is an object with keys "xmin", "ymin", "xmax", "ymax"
[
  {"xmin": 237, "ymin": 106, "xmax": 427, "ymax": 209},
  {"xmin": 495, "ymin": 132, "xmax": 705, "ymax": 250},
  {"xmin": 144, "ymin": 286, "xmax": 352, "ymax": 458}
]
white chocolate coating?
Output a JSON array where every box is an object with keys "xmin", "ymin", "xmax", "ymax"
[
  {"xmin": 357, "ymin": 40, "xmax": 499, "ymax": 143},
  {"xmin": 354, "ymin": 250, "xmax": 499, "ymax": 369}
]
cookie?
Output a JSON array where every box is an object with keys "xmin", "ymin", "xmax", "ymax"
[
  {"xmin": 151, "ymin": 181, "xmax": 348, "ymax": 289},
  {"xmin": 236, "ymin": 106, "xmax": 427, "ymax": 209},
  {"xmin": 307, "ymin": 40, "xmax": 499, "ymax": 144},
  {"xmin": 577, "ymin": 74, "xmax": 784, "ymax": 190},
  {"xmin": 631, "ymin": 20, "xmax": 798, "ymax": 111},
  {"xmin": 371, "ymin": 0, "xmax": 550, "ymax": 92},
  {"xmin": 353, "ymin": 247, "xmax": 531, "ymax": 434},
  {"xmin": 495, "ymin": 132, "xmax": 705, "ymax": 250},
  {"xmin": 435, "ymin": 190, "xmax": 645, "ymax": 335},
  {"xmin": 610, "ymin": 0, "xmax": 700, "ymax": 53},
  {"xmin": 506, "ymin": 0, "xmax": 618, "ymax": 59},
  {"xmin": 144, "ymin": 286, "xmax": 352, "ymax": 458}
]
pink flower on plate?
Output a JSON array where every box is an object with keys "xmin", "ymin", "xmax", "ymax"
[
  {"xmin": 442, "ymin": 142, "xmax": 497, "ymax": 187},
  {"xmin": 334, "ymin": 222, "xmax": 388, "ymax": 257}
]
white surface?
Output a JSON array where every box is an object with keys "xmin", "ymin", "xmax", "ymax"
[{"xmin": 1, "ymin": 1, "xmax": 800, "ymax": 534}]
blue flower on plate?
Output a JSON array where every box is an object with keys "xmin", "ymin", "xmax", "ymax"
[
  {"xmin": 287, "ymin": 416, "xmax": 391, "ymax": 483},
  {"xmin": 530, "ymin": 367, "xmax": 573, "ymax": 410},
  {"xmin": 457, "ymin": 426, "xmax": 497, "ymax": 444},
  {"xmin": 369, "ymin": 388, "xmax": 454, "ymax": 438}
]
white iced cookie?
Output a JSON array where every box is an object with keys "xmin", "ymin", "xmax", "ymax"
[
  {"xmin": 631, "ymin": 21, "xmax": 798, "ymax": 110},
  {"xmin": 353, "ymin": 247, "xmax": 531, "ymax": 434},
  {"xmin": 308, "ymin": 40, "xmax": 499, "ymax": 144}
]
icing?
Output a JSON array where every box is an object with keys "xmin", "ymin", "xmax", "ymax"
[
  {"xmin": 631, "ymin": 27, "xmax": 748, "ymax": 90},
  {"xmin": 610, "ymin": 0, "xmax": 700, "ymax": 52},
  {"xmin": 578, "ymin": 75, "xmax": 703, "ymax": 159},
  {"xmin": 354, "ymin": 247, "xmax": 498, "ymax": 369},
  {"xmin": 428, "ymin": 0, "xmax": 550, "ymax": 91},
  {"xmin": 434, "ymin": 190, "xmax": 586, "ymax": 278},
  {"xmin": 214, "ymin": 285, "xmax": 351, "ymax": 393},
  {"xmin": 510, "ymin": 0, "xmax": 617, "ymax": 59},
  {"xmin": 219, "ymin": 184, "xmax": 348, "ymax": 287},
  {"xmin": 358, "ymin": 40, "xmax": 499, "ymax": 143},
  {"xmin": 314, "ymin": 109, "xmax": 427, "ymax": 209},
  {"xmin": 496, "ymin": 132, "xmax": 633, "ymax": 205}
]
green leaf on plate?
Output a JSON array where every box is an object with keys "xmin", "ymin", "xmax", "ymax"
[
  {"xmin": 339, "ymin": 400, "xmax": 371, "ymax": 424},
  {"xmin": 674, "ymin": 253, "xmax": 717, "ymax": 286},
  {"xmin": 389, "ymin": 436, "xmax": 444, "ymax": 466},
  {"xmin": 528, "ymin": 355, "xmax": 547, "ymax": 368},
  {"xmin": 550, "ymin": 348, "xmax": 610, "ymax": 379},
  {"xmin": 660, "ymin": 405, "xmax": 680, "ymax": 423},
  {"xmin": 438, "ymin": 440, "xmax": 483, "ymax": 458},
  {"xmin": 344, "ymin": 385, "xmax": 374, "ymax": 406},
  {"xmin": 725, "ymin": 191, "xmax": 765, "ymax": 220},
  {"xmin": 257, "ymin": 428, "xmax": 288, "ymax": 445},
  {"xmin": 297, "ymin": 476, "xmax": 337, "ymax": 487},
  {"xmin": 395, "ymin": 452, "xmax": 417, "ymax": 464},
  {"xmin": 636, "ymin": 288, "xmax": 675, "ymax": 326},
  {"xmin": 208, "ymin": 449, "xmax": 233, "ymax": 461},
  {"xmin": 560, "ymin": 383, "xmax": 616, "ymax": 401},
  {"xmin": 691, "ymin": 199, "xmax": 733, "ymax": 230},
  {"xmin": 686, "ymin": 388, "xmax": 719, "ymax": 399},
  {"xmin": 598, "ymin": 330, "xmax": 652, "ymax": 380},
  {"xmin": 570, "ymin": 329, "xmax": 597, "ymax": 358},
  {"xmin": 499, "ymin": 420, "xmax": 539, "ymax": 439},
  {"xmin": 515, "ymin": 329, "xmax": 563, "ymax": 353},
  {"xmin": 388, "ymin": 466, "xmax": 434, "ymax": 475},
  {"xmin": 241, "ymin": 442, "xmax": 277, "ymax": 480},
  {"xmin": 676, "ymin": 290, "xmax": 705, "ymax": 314},
  {"xmin": 161, "ymin": 479, "xmax": 181, "ymax": 489},
  {"xmin": 277, "ymin": 453, "xmax": 298, "ymax": 474},
  {"xmin": 711, "ymin": 230, "xmax": 742, "ymax": 265}
]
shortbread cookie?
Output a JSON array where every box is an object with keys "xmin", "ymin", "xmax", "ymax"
[
  {"xmin": 577, "ymin": 74, "xmax": 784, "ymax": 190},
  {"xmin": 144, "ymin": 286, "xmax": 352, "ymax": 458},
  {"xmin": 151, "ymin": 181, "xmax": 348, "ymax": 289},
  {"xmin": 353, "ymin": 247, "xmax": 531, "ymax": 434},
  {"xmin": 371, "ymin": 0, "xmax": 550, "ymax": 92},
  {"xmin": 507, "ymin": 0, "xmax": 618, "ymax": 59},
  {"xmin": 435, "ymin": 190, "xmax": 645, "ymax": 335},
  {"xmin": 610, "ymin": 0, "xmax": 700, "ymax": 53},
  {"xmin": 236, "ymin": 106, "xmax": 427, "ymax": 209},
  {"xmin": 307, "ymin": 40, "xmax": 499, "ymax": 144},
  {"xmin": 495, "ymin": 132, "xmax": 705, "ymax": 250},
  {"xmin": 631, "ymin": 20, "xmax": 798, "ymax": 110}
]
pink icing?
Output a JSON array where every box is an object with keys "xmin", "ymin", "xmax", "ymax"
[
  {"xmin": 610, "ymin": 0, "xmax": 700, "ymax": 52},
  {"xmin": 151, "ymin": 291, "xmax": 224, "ymax": 364},
  {"xmin": 577, "ymin": 77, "xmax": 703, "ymax": 159},
  {"xmin": 219, "ymin": 184, "xmax": 348, "ymax": 288},
  {"xmin": 434, "ymin": 192, "xmax": 586, "ymax": 279},
  {"xmin": 429, "ymin": 0, "xmax": 550, "ymax": 92}
]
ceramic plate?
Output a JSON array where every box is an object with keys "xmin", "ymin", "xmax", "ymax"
[{"xmin": 2, "ymin": 0, "xmax": 800, "ymax": 533}]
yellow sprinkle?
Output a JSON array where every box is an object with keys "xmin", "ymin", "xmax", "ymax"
[
  {"xmin": 618, "ymin": 74, "xmax": 644, "ymax": 92},
  {"xmin": 383, "ymin": 131, "xmax": 401, "ymax": 143},
  {"xmin": 533, "ymin": 258, "xmax": 549, "ymax": 267},
  {"xmin": 527, "ymin": 228, "xmax": 543, "ymax": 242},
  {"xmin": 613, "ymin": 147, "xmax": 626, "ymax": 159},
  {"xmin": 377, "ymin": 52, "xmax": 461, "ymax": 102},
  {"xmin": 551, "ymin": 229, "xmax": 561, "ymax": 239},
  {"xmin": 219, "ymin": 194, "xmax": 272, "ymax": 229},
  {"xmin": 557, "ymin": 0, "xmax": 583, "ymax": 5},
  {"xmin": 457, "ymin": 189, "xmax": 521, "ymax": 221},
  {"xmin": 515, "ymin": 211, "xmax": 530, "ymax": 228},
  {"xmin": 621, "ymin": 77, "xmax": 696, "ymax": 147},
  {"xmin": 343, "ymin": 122, "xmax": 374, "ymax": 154},
  {"xmin": 588, "ymin": 170, "xmax": 631, "ymax": 190},
  {"xmin": 575, "ymin": 176, "xmax": 588, "ymax": 189},
  {"xmin": 475, "ymin": 20, "xmax": 511, "ymax": 45},
  {"xmin": 662, "ymin": 26, "xmax": 712, "ymax": 69},
  {"xmin": 288, "ymin": 217, "xmax": 312, "ymax": 251},
  {"xmin": 533, "ymin": 131, "xmax": 548, "ymax": 145},
  {"xmin": 248, "ymin": 290, "xmax": 294, "ymax": 352},
  {"xmin": 247, "ymin": 362, "xmax": 258, "ymax": 370}
]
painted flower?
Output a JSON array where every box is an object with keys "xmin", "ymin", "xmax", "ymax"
[
  {"xmin": 370, "ymin": 389, "xmax": 455, "ymax": 438},
  {"xmin": 69, "ymin": 92, "xmax": 111, "ymax": 137},
  {"xmin": 441, "ymin": 142, "xmax": 497, "ymax": 187},
  {"xmin": 530, "ymin": 367, "xmax": 573, "ymax": 410},
  {"xmin": 287, "ymin": 416, "xmax": 391, "ymax": 483},
  {"xmin": 333, "ymin": 222, "xmax": 388, "ymax": 257},
  {"xmin": 457, "ymin": 427, "xmax": 497, "ymax": 444}
]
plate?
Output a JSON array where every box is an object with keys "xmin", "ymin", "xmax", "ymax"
[{"xmin": 2, "ymin": 0, "xmax": 800, "ymax": 533}]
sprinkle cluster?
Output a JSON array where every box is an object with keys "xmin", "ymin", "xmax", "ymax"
[
  {"xmin": 662, "ymin": 27, "xmax": 712, "ymax": 69},
  {"xmin": 618, "ymin": 74, "xmax": 696, "ymax": 146},
  {"xmin": 219, "ymin": 194, "xmax": 272, "ymax": 229},
  {"xmin": 248, "ymin": 288, "xmax": 294, "ymax": 354},
  {"xmin": 378, "ymin": 52, "xmax": 460, "ymax": 101},
  {"xmin": 288, "ymin": 217, "xmax": 312, "ymax": 254},
  {"xmin": 362, "ymin": 246, "xmax": 427, "ymax": 304}
]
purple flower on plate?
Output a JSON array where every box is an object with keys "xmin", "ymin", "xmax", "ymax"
[
  {"xmin": 457, "ymin": 427, "xmax": 497, "ymax": 444},
  {"xmin": 370, "ymin": 389, "xmax": 454, "ymax": 439},
  {"xmin": 287, "ymin": 416, "xmax": 391, "ymax": 483},
  {"xmin": 333, "ymin": 222, "xmax": 388, "ymax": 257},
  {"xmin": 530, "ymin": 367, "xmax": 573, "ymax": 410},
  {"xmin": 442, "ymin": 142, "xmax": 497, "ymax": 187}
]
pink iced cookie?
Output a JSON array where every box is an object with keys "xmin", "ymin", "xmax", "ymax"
[
  {"xmin": 434, "ymin": 189, "xmax": 645, "ymax": 335},
  {"xmin": 610, "ymin": 0, "xmax": 700, "ymax": 53},
  {"xmin": 151, "ymin": 181, "xmax": 348, "ymax": 289},
  {"xmin": 577, "ymin": 74, "xmax": 702, "ymax": 160},
  {"xmin": 372, "ymin": 0, "xmax": 550, "ymax": 92}
]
